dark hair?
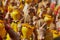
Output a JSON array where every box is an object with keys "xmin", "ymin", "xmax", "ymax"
[
  {"xmin": 29, "ymin": 8, "xmax": 35, "ymax": 13},
  {"xmin": 0, "ymin": 13, "xmax": 4, "ymax": 20},
  {"xmin": 43, "ymin": 0, "xmax": 47, "ymax": 1},
  {"xmin": 11, "ymin": 2, "xmax": 17, "ymax": 6},
  {"xmin": 29, "ymin": 8, "xmax": 36, "ymax": 16},
  {"xmin": 0, "ymin": 1, "xmax": 3, "ymax": 7},
  {"xmin": 22, "ymin": 1, "xmax": 25, "ymax": 4},
  {"xmin": 0, "ymin": 10, "xmax": 4, "ymax": 20},
  {"xmin": 47, "ymin": 2, "xmax": 50, "ymax": 7},
  {"xmin": 38, "ymin": 0, "xmax": 42, "ymax": 3}
]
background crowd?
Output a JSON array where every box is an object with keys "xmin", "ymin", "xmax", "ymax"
[{"xmin": 0, "ymin": 0, "xmax": 60, "ymax": 40}]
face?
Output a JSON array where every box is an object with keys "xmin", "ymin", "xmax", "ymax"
[{"xmin": 38, "ymin": 3, "xmax": 43, "ymax": 8}]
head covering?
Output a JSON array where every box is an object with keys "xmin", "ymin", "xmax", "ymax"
[
  {"xmin": 19, "ymin": 3, "xmax": 24, "ymax": 10},
  {"xmin": 50, "ymin": 2, "xmax": 56, "ymax": 11},
  {"xmin": 54, "ymin": 5, "xmax": 60, "ymax": 15},
  {"xmin": 10, "ymin": 10, "xmax": 20, "ymax": 20},
  {"xmin": 8, "ymin": 5, "xmax": 13, "ymax": 12},
  {"xmin": 22, "ymin": 23, "xmax": 34, "ymax": 29},
  {"xmin": 44, "ymin": 14, "xmax": 53, "ymax": 22},
  {"xmin": 25, "ymin": 0, "xmax": 32, "ymax": 4}
]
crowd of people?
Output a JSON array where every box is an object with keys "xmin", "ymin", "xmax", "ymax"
[{"xmin": 0, "ymin": 0, "xmax": 60, "ymax": 40}]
